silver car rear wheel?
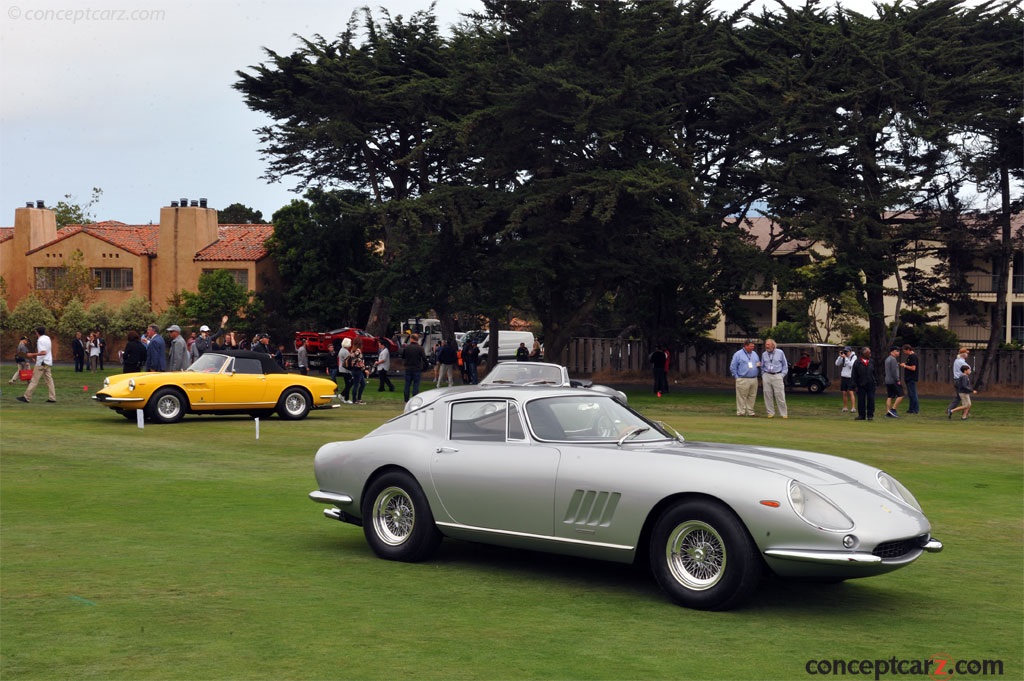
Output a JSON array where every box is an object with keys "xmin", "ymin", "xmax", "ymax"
[
  {"xmin": 372, "ymin": 487, "xmax": 416, "ymax": 546},
  {"xmin": 361, "ymin": 472, "xmax": 442, "ymax": 562}
]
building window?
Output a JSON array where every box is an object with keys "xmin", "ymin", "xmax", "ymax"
[
  {"xmin": 92, "ymin": 268, "xmax": 134, "ymax": 290},
  {"xmin": 202, "ymin": 268, "xmax": 248, "ymax": 289},
  {"xmin": 34, "ymin": 267, "xmax": 65, "ymax": 290}
]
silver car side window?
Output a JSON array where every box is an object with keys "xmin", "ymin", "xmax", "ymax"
[
  {"xmin": 507, "ymin": 402, "xmax": 526, "ymax": 441},
  {"xmin": 449, "ymin": 400, "xmax": 508, "ymax": 442}
]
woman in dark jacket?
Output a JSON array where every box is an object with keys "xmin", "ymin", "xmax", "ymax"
[{"xmin": 122, "ymin": 330, "xmax": 148, "ymax": 373}]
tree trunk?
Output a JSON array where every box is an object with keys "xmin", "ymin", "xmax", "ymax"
[
  {"xmin": 364, "ymin": 295, "xmax": 390, "ymax": 338},
  {"xmin": 976, "ymin": 160, "xmax": 1013, "ymax": 391}
]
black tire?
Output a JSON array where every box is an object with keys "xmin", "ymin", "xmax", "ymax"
[
  {"xmin": 276, "ymin": 388, "xmax": 311, "ymax": 420},
  {"xmin": 117, "ymin": 409, "xmax": 136, "ymax": 421},
  {"xmin": 361, "ymin": 472, "xmax": 442, "ymax": 562},
  {"xmin": 808, "ymin": 381, "xmax": 824, "ymax": 394},
  {"xmin": 649, "ymin": 499, "xmax": 762, "ymax": 610},
  {"xmin": 146, "ymin": 388, "xmax": 187, "ymax": 424}
]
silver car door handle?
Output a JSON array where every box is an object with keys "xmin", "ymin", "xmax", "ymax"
[{"xmin": 436, "ymin": 446, "xmax": 459, "ymax": 454}]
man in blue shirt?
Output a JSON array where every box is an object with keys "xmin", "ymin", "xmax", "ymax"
[
  {"xmin": 144, "ymin": 324, "xmax": 167, "ymax": 372},
  {"xmin": 729, "ymin": 339, "xmax": 761, "ymax": 416},
  {"xmin": 760, "ymin": 338, "xmax": 789, "ymax": 418}
]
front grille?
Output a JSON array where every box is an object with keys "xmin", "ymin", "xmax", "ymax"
[{"xmin": 872, "ymin": 535, "xmax": 926, "ymax": 560}]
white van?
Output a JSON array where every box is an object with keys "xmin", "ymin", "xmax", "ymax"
[{"xmin": 470, "ymin": 330, "xmax": 535, "ymax": 360}]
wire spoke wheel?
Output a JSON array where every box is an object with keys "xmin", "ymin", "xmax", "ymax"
[
  {"xmin": 666, "ymin": 520, "xmax": 726, "ymax": 590},
  {"xmin": 372, "ymin": 487, "xmax": 416, "ymax": 546}
]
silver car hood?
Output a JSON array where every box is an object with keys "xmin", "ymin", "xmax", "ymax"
[{"xmin": 643, "ymin": 440, "xmax": 879, "ymax": 488}]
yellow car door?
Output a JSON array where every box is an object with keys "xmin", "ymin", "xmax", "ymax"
[{"xmin": 214, "ymin": 356, "xmax": 271, "ymax": 407}]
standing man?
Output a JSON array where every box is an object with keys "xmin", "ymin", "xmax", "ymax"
[
  {"xmin": 373, "ymin": 343, "xmax": 395, "ymax": 392},
  {"xmin": 401, "ymin": 333, "xmax": 427, "ymax": 402},
  {"xmin": 190, "ymin": 315, "xmax": 229, "ymax": 362},
  {"xmin": 463, "ymin": 340, "xmax": 480, "ymax": 385},
  {"xmin": 254, "ymin": 333, "xmax": 274, "ymax": 355},
  {"xmin": 437, "ymin": 338, "xmax": 458, "ymax": 387},
  {"xmin": 167, "ymin": 325, "xmax": 188, "ymax": 371},
  {"xmin": 296, "ymin": 338, "xmax": 309, "ymax": 376},
  {"xmin": 883, "ymin": 346, "xmax": 904, "ymax": 418},
  {"xmin": 760, "ymin": 338, "xmax": 789, "ymax": 419},
  {"xmin": 649, "ymin": 345, "xmax": 669, "ymax": 396},
  {"xmin": 852, "ymin": 347, "xmax": 876, "ymax": 421},
  {"xmin": 144, "ymin": 324, "xmax": 167, "ymax": 372},
  {"xmin": 729, "ymin": 339, "xmax": 761, "ymax": 417},
  {"xmin": 17, "ymin": 326, "xmax": 56, "ymax": 403},
  {"xmin": 72, "ymin": 331, "xmax": 86, "ymax": 372},
  {"xmin": 835, "ymin": 346, "xmax": 857, "ymax": 413},
  {"xmin": 900, "ymin": 344, "xmax": 919, "ymax": 414},
  {"xmin": 947, "ymin": 348, "xmax": 970, "ymax": 418}
]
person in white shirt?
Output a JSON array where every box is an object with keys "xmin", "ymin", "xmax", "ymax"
[
  {"xmin": 17, "ymin": 326, "xmax": 56, "ymax": 403},
  {"xmin": 835, "ymin": 346, "xmax": 857, "ymax": 413}
]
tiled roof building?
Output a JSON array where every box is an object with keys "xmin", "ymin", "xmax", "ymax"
[{"xmin": 0, "ymin": 202, "xmax": 278, "ymax": 314}]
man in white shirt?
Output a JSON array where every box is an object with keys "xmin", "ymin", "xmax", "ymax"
[
  {"xmin": 760, "ymin": 338, "xmax": 789, "ymax": 418},
  {"xmin": 17, "ymin": 326, "xmax": 56, "ymax": 403}
]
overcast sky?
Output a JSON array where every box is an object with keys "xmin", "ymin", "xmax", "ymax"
[{"xmin": 0, "ymin": 0, "xmax": 936, "ymax": 226}]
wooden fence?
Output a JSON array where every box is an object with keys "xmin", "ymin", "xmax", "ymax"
[{"xmin": 563, "ymin": 338, "xmax": 1024, "ymax": 384}]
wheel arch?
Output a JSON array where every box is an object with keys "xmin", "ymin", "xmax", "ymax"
[
  {"xmin": 635, "ymin": 491, "xmax": 754, "ymax": 566},
  {"xmin": 359, "ymin": 464, "xmax": 420, "ymax": 516}
]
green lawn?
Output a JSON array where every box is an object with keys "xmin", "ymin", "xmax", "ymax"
[{"xmin": 2, "ymin": 366, "xmax": 1021, "ymax": 680}]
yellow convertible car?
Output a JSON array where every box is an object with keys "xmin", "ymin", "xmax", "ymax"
[{"xmin": 93, "ymin": 350, "xmax": 340, "ymax": 423}]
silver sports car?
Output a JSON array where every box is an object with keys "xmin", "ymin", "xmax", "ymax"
[{"xmin": 309, "ymin": 386, "xmax": 942, "ymax": 610}]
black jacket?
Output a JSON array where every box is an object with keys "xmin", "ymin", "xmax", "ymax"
[{"xmin": 852, "ymin": 357, "xmax": 876, "ymax": 389}]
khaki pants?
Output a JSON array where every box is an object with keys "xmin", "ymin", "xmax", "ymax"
[
  {"xmin": 24, "ymin": 364, "xmax": 56, "ymax": 402},
  {"xmin": 762, "ymin": 373, "xmax": 788, "ymax": 417},
  {"xmin": 735, "ymin": 377, "xmax": 758, "ymax": 416}
]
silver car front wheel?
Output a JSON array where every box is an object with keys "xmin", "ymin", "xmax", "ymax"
[
  {"xmin": 650, "ymin": 500, "xmax": 762, "ymax": 610},
  {"xmin": 665, "ymin": 520, "xmax": 726, "ymax": 590}
]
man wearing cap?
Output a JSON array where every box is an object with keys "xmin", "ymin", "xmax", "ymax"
[
  {"xmin": 190, "ymin": 315, "xmax": 229, "ymax": 362},
  {"xmin": 254, "ymin": 333, "xmax": 275, "ymax": 355},
  {"xmin": 729, "ymin": 339, "xmax": 761, "ymax": 417},
  {"xmin": 145, "ymin": 324, "xmax": 167, "ymax": 372},
  {"xmin": 835, "ymin": 346, "xmax": 857, "ymax": 413},
  {"xmin": 167, "ymin": 325, "xmax": 189, "ymax": 371}
]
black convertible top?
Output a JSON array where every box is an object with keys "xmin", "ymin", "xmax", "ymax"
[{"xmin": 213, "ymin": 349, "xmax": 286, "ymax": 375}]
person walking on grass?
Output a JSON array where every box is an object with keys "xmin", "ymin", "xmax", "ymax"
[
  {"xmin": 949, "ymin": 365, "xmax": 977, "ymax": 421},
  {"xmin": 884, "ymin": 346, "xmax": 904, "ymax": 419},
  {"xmin": 16, "ymin": 327, "xmax": 56, "ymax": 404},
  {"xmin": 946, "ymin": 348, "xmax": 970, "ymax": 418}
]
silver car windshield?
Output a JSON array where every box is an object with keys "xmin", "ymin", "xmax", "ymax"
[
  {"xmin": 481, "ymin": 363, "xmax": 565, "ymax": 385},
  {"xmin": 525, "ymin": 395, "xmax": 670, "ymax": 443}
]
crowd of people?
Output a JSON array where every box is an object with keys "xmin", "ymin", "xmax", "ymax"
[
  {"xmin": 8, "ymin": 323, "xmax": 983, "ymax": 421},
  {"xmin": 684, "ymin": 339, "xmax": 980, "ymax": 421}
]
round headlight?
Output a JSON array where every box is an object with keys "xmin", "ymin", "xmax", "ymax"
[
  {"xmin": 127, "ymin": 379, "xmax": 136, "ymax": 392},
  {"xmin": 788, "ymin": 480, "xmax": 854, "ymax": 532},
  {"xmin": 103, "ymin": 377, "xmax": 110, "ymax": 388},
  {"xmin": 877, "ymin": 471, "xmax": 923, "ymax": 511}
]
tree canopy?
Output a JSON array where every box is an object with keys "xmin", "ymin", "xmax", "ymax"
[{"xmin": 234, "ymin": 0, "xmax": 1022, "ymax": 361}]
